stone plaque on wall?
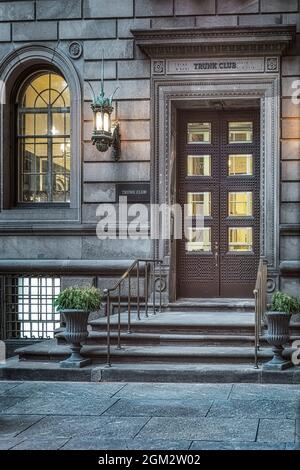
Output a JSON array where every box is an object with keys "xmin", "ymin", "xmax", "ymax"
[
  {"xmin": 164, "ymin": 57, "xmax": 267, "ymax": 75},
  {"xmin": 116, "ymin": 183, "xmax": 150, "ymax": 203}
]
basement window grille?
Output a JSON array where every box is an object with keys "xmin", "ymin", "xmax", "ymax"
[{"xmin": 1, "ymin": 275, "xmax": 61, "ymax": 340}]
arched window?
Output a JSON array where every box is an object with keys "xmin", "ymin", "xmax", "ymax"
[{"xmin": 17, "ymin": 71, "xmax": 70, "ymax": 203}]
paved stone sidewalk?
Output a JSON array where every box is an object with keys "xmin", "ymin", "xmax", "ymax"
[{"xmin": 0, "ymin": 381, "xmax": 299, "ymax": 450}]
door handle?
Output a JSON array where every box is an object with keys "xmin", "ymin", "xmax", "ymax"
[{"xmin": 214, "ymin": 242, "xmax": 219, "ymax": 267}]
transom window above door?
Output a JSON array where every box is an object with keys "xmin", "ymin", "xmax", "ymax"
[{"xmin": 17, "ymin": 71, "xmax": 71, "ymax": 203}]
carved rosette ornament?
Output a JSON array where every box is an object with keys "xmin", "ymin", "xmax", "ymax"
[
  {"xmin": 266, "ymin": 57, "xmax": 279, "ymax": 72},
  {"xmin": 68, "ymin": 41, "xmax": 83, "ymax": 60},
  {"xmin": 152, "ymin": 60, "xmax": 165, "ymax": 75}
]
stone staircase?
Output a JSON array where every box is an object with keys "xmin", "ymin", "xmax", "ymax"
[
  {"xmin": 15, "ymin": 300, "xmax": 300, "ymax": 364},
  {"xmin": 1, "ymin": 299, "xmax": 299, "ymax": 382}
]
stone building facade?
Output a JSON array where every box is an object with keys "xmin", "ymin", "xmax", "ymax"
[{"xmin": 0, "ymin": 1, "xmax": 299, "ymax": 341}]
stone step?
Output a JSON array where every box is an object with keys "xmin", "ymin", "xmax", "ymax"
[
  {"xmin": 167, "ymin": 298, "xmax": 255, "ymax": 312},
  {"xmin": 56, "ymin": 330, "xmax": 268, "ymax": 347},
  {"xmin": 16, "ymin": 339, "xmax": 274, "ymax": 364},
  {"xmin": 1, "ymin": 358, "xmax": 299, "ymax": 384},
  {"xmin": 89, "ymin": 310, "xmax": 259, "ymax": 335}
]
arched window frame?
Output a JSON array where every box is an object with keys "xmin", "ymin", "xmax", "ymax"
[
  {"xmin": 16, "ymin": 68, "xmax": 71, "ymax": 204},
  {"xmin": 0, "ymin": 45, "xmax": 81, "ymax": 225}
]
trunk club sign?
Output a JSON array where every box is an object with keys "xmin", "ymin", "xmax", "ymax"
[{"xmin": 166, "ymin": 57, "xmax": 266, "ymax": 74}]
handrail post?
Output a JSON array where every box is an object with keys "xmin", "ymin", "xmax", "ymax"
[
  {"xmin": 137, "ymin": 260, "xmax": 140, "ymax": 320},
  {"xmin": 104, "ymin": 289, "xmax": 111, "ymax": 367},
  {"xmin": 159, "ymin": 261, "xmax": 162, "ymax": 313},
  {"xmin": 127, "ymin": 273, "xmax": 131, "ymax": 334},
  {"xmin": 153, "ymin": 261, "xmax": 156, "ymax": 315},
  {"xmin": 254, "ymin": 289, "xmax": 259, "ymax": 369},
  {"xmin": 117, "ymin": 284, "xmax": 121, "ymax": 349},
  {"xmin": 145, "ymin": 261, "xmax": 149, "ymax": 317}
]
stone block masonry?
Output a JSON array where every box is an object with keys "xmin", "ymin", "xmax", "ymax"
[{"xmin": 0, "ymin": 0, "xmax": 297, "ymax": 296}]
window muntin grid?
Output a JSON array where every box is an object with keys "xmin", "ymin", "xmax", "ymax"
[
  {"xmin": 18, "ymin": 72, "xmax": 70, "ymax": 203},
  {"xmin": 3, "ymin": 276, "xmax": 61, "ymax": 339}
]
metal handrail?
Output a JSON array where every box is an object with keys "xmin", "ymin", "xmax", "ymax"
[
  {"xmin": 103, "ymin": 258, "xmax": 163, "ymax": 366},
  {"xmin": 253, "ymin": 256, "xmax": 268, "ymax": 368}
]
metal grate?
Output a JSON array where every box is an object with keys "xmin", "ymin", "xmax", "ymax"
[{"xmin": 0, "ymin": 275, "xmax": 61, "ymax": 340}]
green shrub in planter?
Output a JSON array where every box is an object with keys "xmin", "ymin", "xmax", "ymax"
[
  {"xmin": 264, "ymin": 291, "xmax": 300, "ymax": 370},
  {"xmin": 270, "ymin": 291, "xmax": 300, "ymax": 315},
  {"xmin": 54, "ymin": 286, "xmax": 102, "ymax": 312},
  {"xmin": 54, "ymin": 286, "xmax": 102, "ymax": 368}
]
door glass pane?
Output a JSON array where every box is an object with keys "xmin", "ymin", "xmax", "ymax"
[
  {"xmin": 187, "ymin": 155, "xmax": 211, "ymax": 176},
  {"xmin": 228, "ymin": 192, "xmax": 253, "ymax": 217},
  {"xmin": 186, "ymin": 227, "xmax": 211, "ymax": 252},
  {"xmin": 228, "ymin": 154, "xmax": 253, "ymax": 176},
  {"xmin": 187, "ymin": 122, "xmax": 211, "ymax": 144},
  {"xmin": 228, "ymin": 122, "xmax": 253, "ymax": 143},
  {"xmin": 228, "ymin": 227, "xmax": 253, "ymax": 252},
  {"xmin": 187, "ymin": 192, "xmax": 211, "ymax": 216}
]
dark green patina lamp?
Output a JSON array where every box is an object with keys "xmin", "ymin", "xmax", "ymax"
[{"xmin": 87, "ymin": 55, "xmax": 120, "ymax": 161}]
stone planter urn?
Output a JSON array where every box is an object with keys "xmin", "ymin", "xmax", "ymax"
[
  {"xmin": 264, "ymin": 312, "xmax": 292, "ymax": 370},
  {"xmin": 60, "ymin": 309, "xmax": 91, "ymax": 368}
]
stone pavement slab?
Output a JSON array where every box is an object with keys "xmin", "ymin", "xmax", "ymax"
[
  {"xmin": 208, "ymin": 398, "xmax": 298, "ymax": 419},
  {"xmin": 16, "ymin": 415, "xmax": 149, "ymax": 440},
  {"xmin": 4, "ymin": 381, "xmax": 126, "ymax": 398},
  {"xmin": 256, "ymin": 419, "xmax": 296, "ymax": 443},
  {"xmin": 230, "ymin": 383, "xmax": 300, "ymax": 400},
  {"xmin": 61, "ymin": 438, "xmax": 191, "ymax": 450},
  {"xmin": 8, "ymin": 437, "xmax": 70, "ymax": 450},
  {"xmin": 0, "ymin": 381, "xmax": 299, "ymax": 449},
  {"xmin": 0, "ymin": 396, "xmax": 24, "ymax": 413},
  {"xmin": 103, "ymin": 398, "xmax": 213, "ymax": 417},
  {"xmin": 137, "ymin": 417, "xmax": 259, "ymax": 441},
  {"xmin": 0, "ymin": 437, "xmax": 27, "ymax": 450},
  {"xmin": 114, "ymin": 382, "xmax": 233, "ymax": 400},
  {"xmin": 0, "ymin": 382, "xmax": 23, "ymax": 394},
  {"xmin": 190, "ymin": 441, "xmax": 287, "ymax": 450},
  {"xmin": 4, "ymin": 396, "xmax": 118, "ymax": 416},
  {"xmin": 0, "ymin": 415, "xmax": 44, "ymax": 437}
]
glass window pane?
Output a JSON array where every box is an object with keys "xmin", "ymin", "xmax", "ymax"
[
  {"xmin": 21, "ymin": 140, "xmax": 48, "ymax": 173},
  {"xmin": 228, "ymin": 192, "xmax": 252, "ymax": 217},
  {"xmin": 187, "ymin": 155, "xmax": 211, "ymax": 176},
  {"xmin": 228, "ymin": 227, "xmax": 253, "ymax": 252},
  {"xmin": 187, "ymin": 192, "xmax": 211, "ymax": 217},
  {"xmin": 35, "ymin": 114, "xmax": 48, "ymax": 135},
  {"xmin": 51, "ymin": 73, "xmax": 68, "ymax": 94},
  {"xmin": 18, "ymin": 72, "xmax": 70, "ymax": 204},
  {"xmin": 22, "ymin": 85, "xmax": 38, "ymax": 108},
  {"xmin": 228, "ymin": 154, "xmax": 253, "ymax": 176},
  {"xmin": 53, "ymin": 174, "xmax": 70, "ymax": 203},
  {"xmin": 52, "ymin": 138, "xmax": 71, "ymax": 173},
  {"xmin": 187, "ymin": 122, "xmax": 211, "ymax": 144},
  {"xmin": 52, "ymin": 113, "xmax": 65, "ymax": 135},
  {"xmin": 21, "ymin": 174, "xmax": 48, "ymax": 203},
  {"xmin": 229, "ymin": 122, "xmax": 253, "ymax": 143},
  {"xmin": 186, "ymin": 227, "xmax": 211, "ymax": 252}
]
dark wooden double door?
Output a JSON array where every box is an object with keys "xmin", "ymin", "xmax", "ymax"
[{"xmin": 177, "ymin": 109, "xmax": 260, "ymax": 298}]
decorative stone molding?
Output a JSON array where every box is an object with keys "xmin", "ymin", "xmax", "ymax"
[
  {"xmin": 0, "ymin": 44, "xmax": 82, "ymax": 225},
  {"xmin": 266, "ymin": 57, "xmax": 279, "ymax": 72},
  {"xmin": 68, "ymin": 41, "xmax": 83, "ymax": 60},
  {"xmin": 267, "ymin": 278, "xmax": 276, "ymax": 293},
  {"xmin": 152, "ymin": 75, "xmax": 280, "ymax": 299},
  {"xmin": 132, "ymin": 26, "xmax": 296, "ymax": 59},
  {"xmin": 152, "ymin": 60, "xmax": 165, "ymax": 75}
]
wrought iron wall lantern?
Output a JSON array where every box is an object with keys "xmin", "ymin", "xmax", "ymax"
[{"xmin": 87, "ymin": 57, "xmax": 121, "ymax": 161}]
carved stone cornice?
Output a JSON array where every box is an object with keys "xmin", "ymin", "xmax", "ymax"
[{"xmin": 131, "ymin": 25, "xmax": 296, "ymax": 58}]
